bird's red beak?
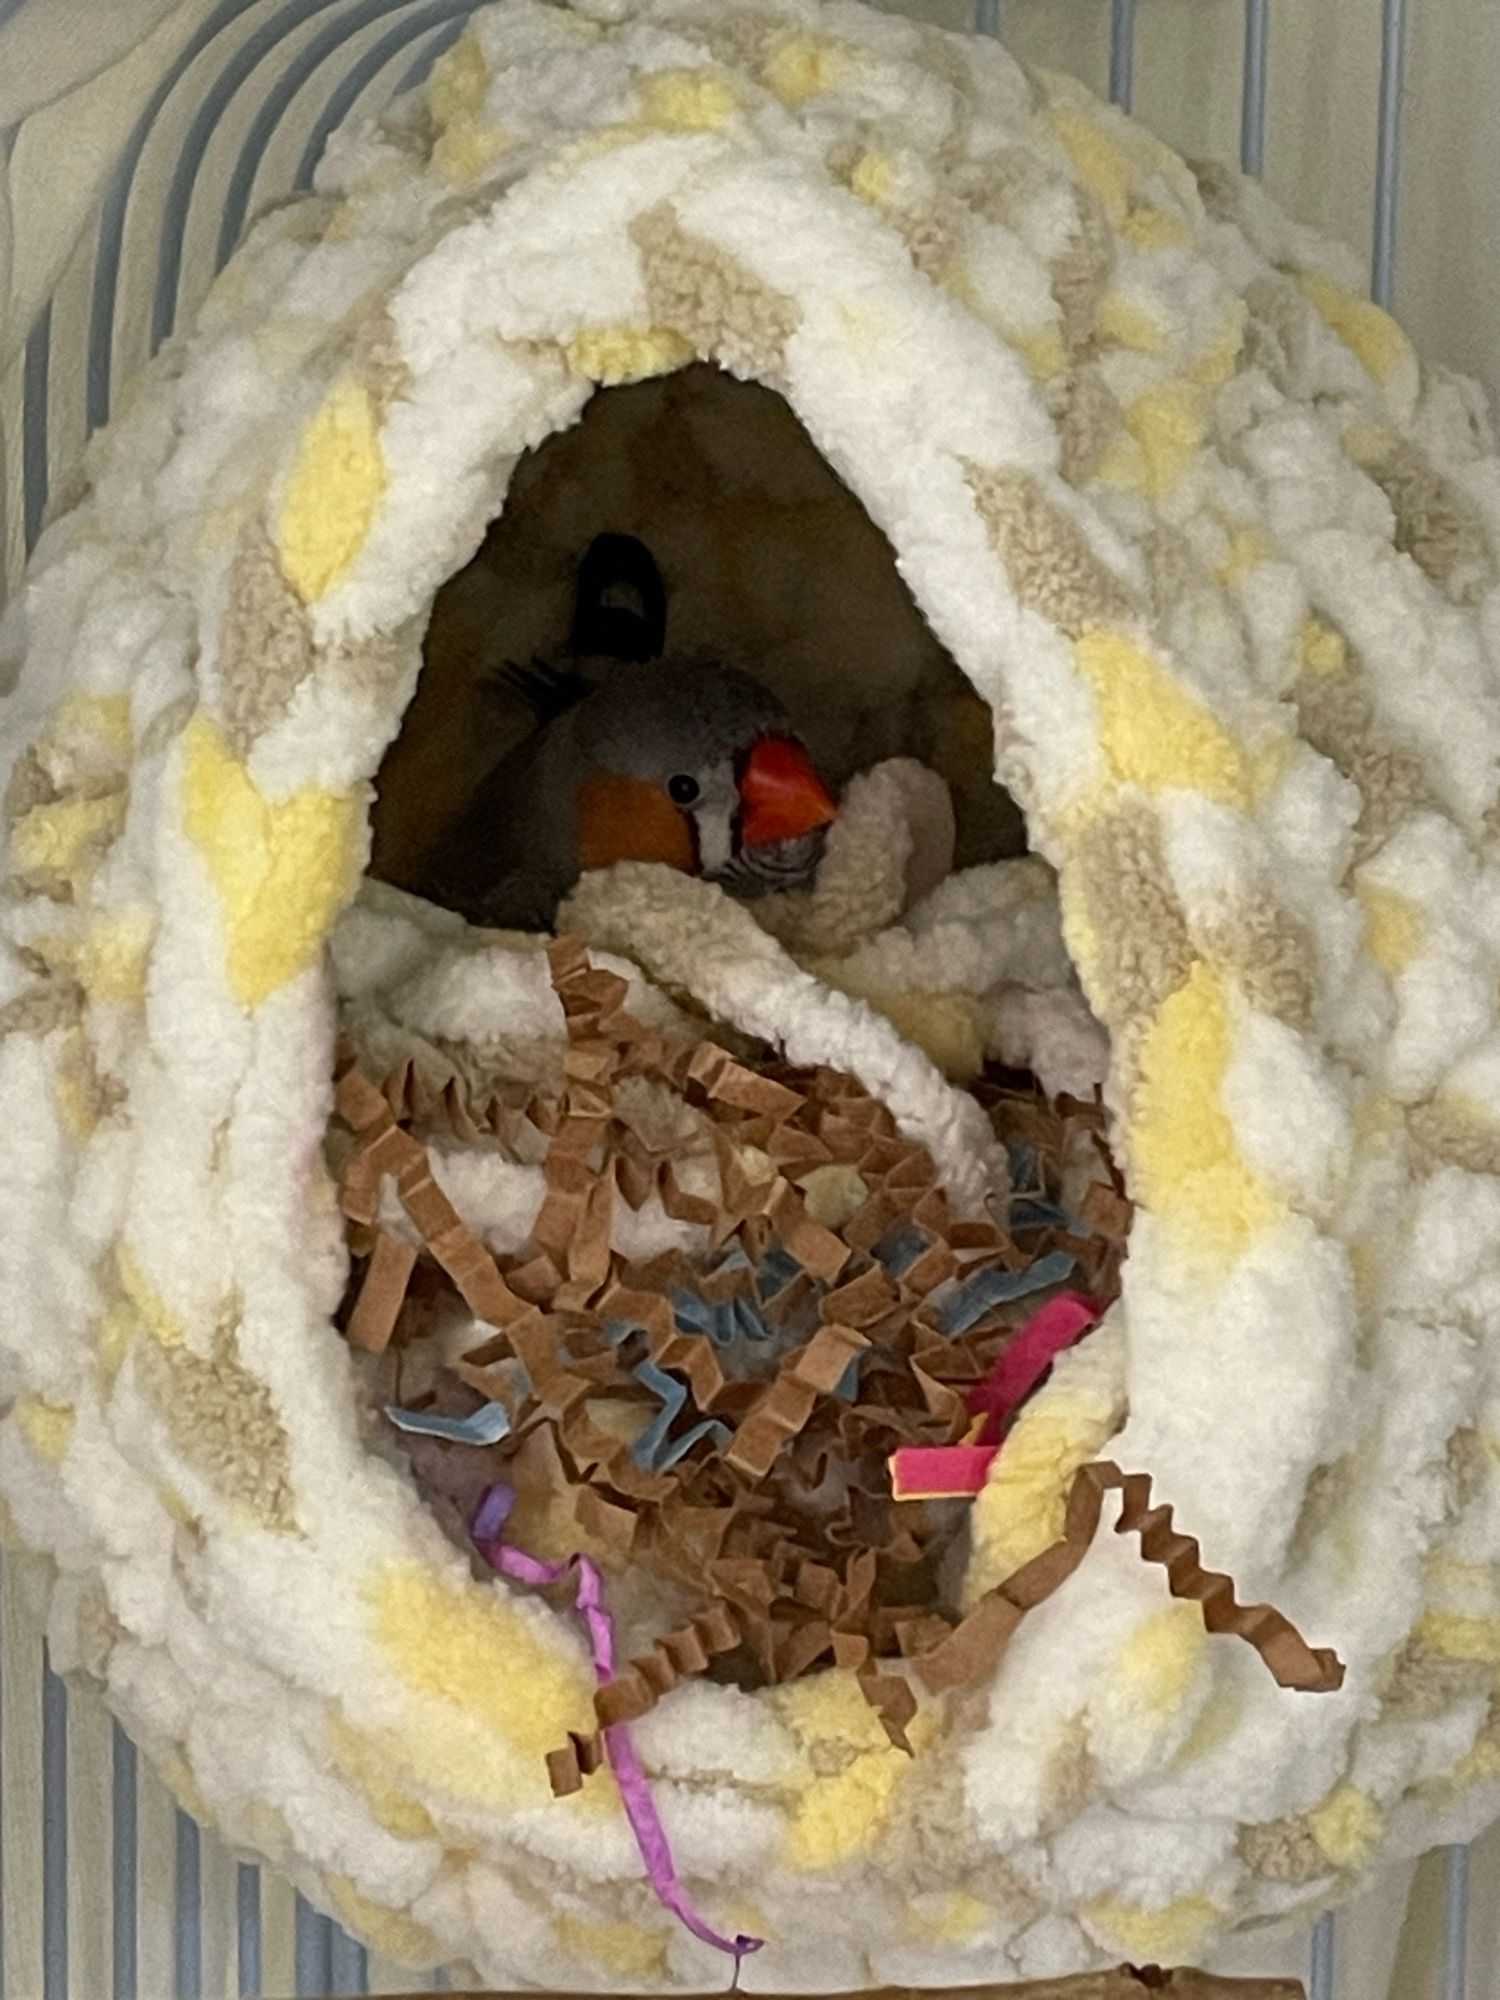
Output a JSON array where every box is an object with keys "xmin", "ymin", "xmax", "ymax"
[{"xmin": 738, "ymin": 737, "xmax": 838, "ymax": 849}]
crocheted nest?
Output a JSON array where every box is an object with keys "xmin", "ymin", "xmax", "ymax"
[{"xmin": 3, "ymin": 0, "xmax": 1500, "ymax": 1989}]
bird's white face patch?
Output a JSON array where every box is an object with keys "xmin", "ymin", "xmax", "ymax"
[{"xmin": 692, "ymin": 763, "xmax": 740, "ymax": 876}]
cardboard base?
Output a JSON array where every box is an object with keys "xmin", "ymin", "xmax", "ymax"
[{"xmin": 374, "ymin": 1972, "xmax": 1305, "ymax": 2000}]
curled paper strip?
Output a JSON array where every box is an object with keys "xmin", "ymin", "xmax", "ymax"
[
  {"xmin": 384, "ymin": 1401, "xmax": 512, "ymax": 1446},
  {"xmin": 470, "ymin": 1484, "xmax": 763, "ymax": 1969},
  {"xmin": 968, "ymin": 1291, "xmax": 1106, "ymax": 1442},
  {"xmin": 336, "ymin": 941, "xmax": 1143, "ymax": 1760},
  {"xmin": 892, "ymin": 1291, "xmax": 1106, "ymax": 1497},
  {"xmin": 918, "ymin": 1461, "xmax": 1346, "ymax": 1697}
]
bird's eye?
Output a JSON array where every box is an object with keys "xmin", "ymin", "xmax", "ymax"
[{"xmin": 667, "ymin": 774, "xmax": 701, "ymax": 806}]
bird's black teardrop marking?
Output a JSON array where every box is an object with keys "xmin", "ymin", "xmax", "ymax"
[{"xmin": 570, "ymin": 532, "xmax": 668, "ymax": 663}]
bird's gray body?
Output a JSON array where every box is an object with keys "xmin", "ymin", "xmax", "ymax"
[{"xmin": 425, "ymin": 658, "xmax": 824, "ymax": 930}]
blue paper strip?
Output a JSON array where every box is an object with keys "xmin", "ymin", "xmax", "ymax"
[
  {"xmin": 755, "ymin": 1250, "xmax": 803, "ymax": 1300},
  {"xmin": 874, "ymin": 1226, "xmax": 927, "ymax": 1278},
  {"xmin": 630, "ymin": 1360, "xmax": 688, "ymax": 1469},
  {"xmin": 385, "ymin": 1401, "xmax": 512, "ymax": 1446},
  {"xmin": 657, "ymin": 1417, "xmax": 733, "ymax": 1470},
  {"xmin": 1010, "ymin": 1199, "xmax": 1073, "ymax": 1231},
  {"xmin": 672, "ymin": 1293, "xmax": 717, "ymax": 1336},
  {"xmin": 935, "ymin": 1249, "xmax": 1077, "ymax": 1337},
  {"xmin": 731, "ymin": 1294, "xmax": 772, "ymax": 1343}
]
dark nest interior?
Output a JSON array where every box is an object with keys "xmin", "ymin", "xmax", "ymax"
[{"xmin": 367, "ymin": 362, "xmax": 1027, "ymax": 901}]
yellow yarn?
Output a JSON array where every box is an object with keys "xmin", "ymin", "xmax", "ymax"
[
  {"xmin": 12, "ymin": 792, "xmax": 126, "ymax": 886},
  {"xmin": 1343, "ymin": 419, "xmax": 1396, "ymax": 467},
  {"xmin": 1015, "ymin": 324, "xmax": 1069, "ymax": 383},
  {"xmin": 771, "ymin": 1672, "xmax": 932, "ymax": 1869},
  {"xmin": 901, "ymin": 1891, "xmax": 992, "ymax": 1942},
  {"xmin": 806, "ymin": 965, "xmax": 986, "ymax": 1081},
  {"xmin": 763, "ymin": 33, "xmax": 855, "ymax": 107},
  {"xmin": 276, "ymin": 378, "xmax": 387, "ymax": 603},
  {"xmin": 1095, "ymin": 292, "xmax": 1169, "ymax": 356},
  {"xmin": 1074, "ymin": 630, "xmax": 1250, "ymax": 807},
  {"xmin": 1192, "ymin": 305, "xmax": 1247, "ymax": 387},
  {"xmin": 365, "ymin": 1562, "xmax": 597, "ymax": 1807},
  {"xmin": 328, "ymin": 1715, "xmax": 439, "ymax": 1842},
  {"xmin": 329, "ymin": 1880, "xmax": 445, "ymax": 1971},
  {"xmin": 116, "ymin": 1244, "xmax": 185, "ymax": 1348},
  {"xmin": 52, "ymin": 1040, "xmax": 99, "ymax": 1140},
  {"xmin": 1308, "ymin": 1782, "xmax": 1384, "ymax": 1868},
  {"xmin": 1172, "ymin": 1682, "xmax": 1245, "ymax": 1768},
  {"xmin": 1416, "ymin": 1612, "xmax": 1500, "ymax": 1663},
  {"xmin": 1119, "ymin": 379, "xmax": 1210, "ymax": 498},
  {"xmin": 1120, "ymin": 206, "xmax": 1193, "ymax": 253},
  {"xmin": 638, "ymin": 69, "xmax": 739, "ymax": 131},
  {"xmin": 158, "ymin": 1752, "xmax": 211, "ymax": 1824},
  {"xmin": 1357, "ymin": 881, "xmax": 1427, "ymax": 977},
  {"xmin": 1298, "ymin": 270, "xmax": 1411, "ymax": 385},
  {"xmin": 15, "ymin": 1397, "xmax": 75, "ymax": 1465},
  {"xmin": 431, "ymin": 114, "xmax": 510, "ymax": 183},
  {"xmin": 965, "ymin": 1378, "xmax": 1123, "ymax": 1600},
  {"xmin": 180, "ymin": 716, "xmax": 362, "ymax": 1009},
  {"xmin": 1219, "ymin": 526, "xmax": 1275, "ymax": 585},
  {"xmin": 57, "ymin": 693, "xmax": 132, "ymax": 759},
  {"xmin": 1131, "ymin": 964, "xmax": 1284, "ymax": 1264},
  {"xmin": 1085, "ymin": 1894, "xmax": 1221, "ymax": 1961},
  {"xmin": 555, "ymin": 1917, "xmax": 667, "ymax": 1982},
  {"xmin": 97, "ymin": 1304, "xmax": 135, "ymax": 1380},
  {"xmin": 1050, "ymin": 108, "xmax": 1135, "ymax": 224},
  {"xmin": 564, "ymin": 326, "xmax": 695, "ymax": 385},
  {"xmin": 37, "ymin": 912, "xmax": 154, "ymax": 1005},
  {"xmin": 780, "ymin": 1752, "xmax": 905, "ymax": 1869},
  {"xmin": 849, "ymin": 149, "xmax": 894, "ymax": 204},
  {"xmin": 428, "ymin": 29, "xmax": 487, "ymax": 128},
  {"xmin": 1300, "ymin": 617, "xmax": 1350, "ymax": 678},
  {"xmin": 1435, "ymin": 1736, "xmax": 1500, "ymax": 1798},
  {"xmin": 1117, "ymin": 1602, "xmax": 1207, "ymax": 1712}
]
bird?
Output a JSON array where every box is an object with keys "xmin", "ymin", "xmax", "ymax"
[
  {"xmin": 423, "ymin": 655, "xmax": 839, "ymax": 932},
  {"xmin": 423, "ymin": 532, "xmax": 835, "ymax": 931}
]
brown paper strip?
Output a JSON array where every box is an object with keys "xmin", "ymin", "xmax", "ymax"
[
  {"xmin": 345, "ymin": 1232, "xmax": 418, "ymax": 1355},
  {"xmin": 345, "ymin": 945, "xmax": 1225, "ymax": 1764},
  {"xmin": 592, "ymin": 1601, "xmax": 741, "ymax": 1734},
  {"xmin": 918, "ymin": 1462, "xmax": 1344, "ymax": 1696}
]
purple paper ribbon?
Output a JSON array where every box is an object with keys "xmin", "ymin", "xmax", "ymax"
[{"xmin": 472, "ymin": 1483, "xmax": 764, "ymax": 1970}]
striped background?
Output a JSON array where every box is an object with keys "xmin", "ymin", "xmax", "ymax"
[
  {"xmin": 0, "ymin": 1, "xmax": 1495, "ymax": 1994},
  {"xmin": 0, "ymin": 4, "xmax": 495, "ymax": 1990}
]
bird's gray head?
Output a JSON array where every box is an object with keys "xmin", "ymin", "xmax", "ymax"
[{"xmin": 570, "ymin": 660, "xmax": 836, "ymax": 892}]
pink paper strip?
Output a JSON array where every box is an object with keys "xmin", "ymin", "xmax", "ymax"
[
  {"xmin": 890, "ymin": 1443, "xmax": 999, "ymax": 1500},
  {"xmin": 473, "ymin": 1486, "xmax": 762, "ymax": 1969},
  {"xmin": 967, "ymin": 1291, "xmax": 1104, "ymax": 1443}
]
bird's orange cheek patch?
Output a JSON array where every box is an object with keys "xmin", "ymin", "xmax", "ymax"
[{"xmin": 576, "ymin": 774, "xmax": 696, "ymax": 874}]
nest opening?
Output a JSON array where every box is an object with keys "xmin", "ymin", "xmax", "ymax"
[
  {"xmin": 367, "ymin": 362, "xmax": 1028, "ymax": 904},
  {"xmin": 337, "ymin": 363, "xmax": 1132, "ymax": 1765}
]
